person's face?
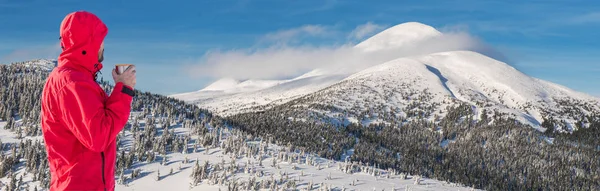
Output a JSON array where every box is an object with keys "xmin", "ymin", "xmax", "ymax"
[{"xmin": 98, "ymin": 41, "xmax": 105, "ymax": 63}]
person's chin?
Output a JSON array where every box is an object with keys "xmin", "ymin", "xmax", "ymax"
[{"xmin": 98, "ymin": 50, "xmax": 104, "ymax": 63}]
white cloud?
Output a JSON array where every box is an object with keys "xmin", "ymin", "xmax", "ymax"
[
  {"xmin": 348, "ymin": 22, "xmax": 386, "ymax": 40},
  {"xmin": 188, "ymin": 46, "xmax": 348, "ymax": 79},
  {"xmin": 260, "ymin": 25, "xmax": 331, "ymax": 43},
  {"xmin": 187, "ymin": 23, "xmax": 502, "ymax": 80}
]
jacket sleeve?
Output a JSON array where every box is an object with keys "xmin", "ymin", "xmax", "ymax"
[{"xmin": 58, "ymin": 81, "xmax": 134, "ymax": 152}]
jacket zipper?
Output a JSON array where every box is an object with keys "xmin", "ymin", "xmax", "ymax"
[{"xmin": 101, "ymin": 152, "xmax": 106, "ymax": 191}]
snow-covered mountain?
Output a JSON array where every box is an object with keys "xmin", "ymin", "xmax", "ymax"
[
  {"xmin": 289, "ymin": 51, "xmax": 600, "ymax": 130},
  {"xmin": 172, "ymin": 22, "xmax": 600, "ymax": 132},
  {"xmin": 171, "ymin": 22, "xmax": 444, "ymax": 115}
]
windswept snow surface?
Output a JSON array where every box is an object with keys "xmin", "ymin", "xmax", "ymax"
[{"xmin": 114, "ymin": 145, "xmax": 478, "ymax": 191}]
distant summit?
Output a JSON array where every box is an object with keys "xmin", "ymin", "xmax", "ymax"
[{"xmin": 355, "ymin": 22, "xmax": 442, "ymax": 52}]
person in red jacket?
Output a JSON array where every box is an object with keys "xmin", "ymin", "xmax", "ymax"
[{"xmin": 41, "ymin": 11, "xmax": 136, "ymax": 191}]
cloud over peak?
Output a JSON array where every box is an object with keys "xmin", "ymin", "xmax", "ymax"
[
  {"xmin": 348, "ymin": 22, "xmax": 387, "ymax": 40},
  {"xmin": 187, "ymin": 22, "xmax": 503, "ymax": 81}
]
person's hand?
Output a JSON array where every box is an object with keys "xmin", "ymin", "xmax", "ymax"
[{"xmin": 112, "ymin": 65, "xmax": 136, "ymax": 88}]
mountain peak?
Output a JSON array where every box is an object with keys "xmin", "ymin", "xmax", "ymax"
[
  {"xmin": 387, "ymin": 22, "xmax": 438, "ymax": 32},
  {"xmin": 355, "ymin": 22, "xmax": 442, "ymax": 52}
]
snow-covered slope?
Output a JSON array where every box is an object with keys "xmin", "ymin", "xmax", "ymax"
[
  {"xmin": 290, "ymin": 51, "xmax": 600, "ymax": 130},
  {"xmin": 0, "ymin": 115, "xmax": 478, "ymax": 191},
  {"xmin": 422, "ymin": 51, "xmax": 599, "ymax": 123}
]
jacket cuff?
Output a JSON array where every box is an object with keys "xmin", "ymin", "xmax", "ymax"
[
  {"xmin": 121, "ymin": 84, "xmax": 135, "ymax": 97},
  {"xmin": 114, "ymin": 82, "xmax": 135, "ymax": 97}
]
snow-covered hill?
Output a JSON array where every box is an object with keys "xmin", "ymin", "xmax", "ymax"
[
  {"xmin": 290, "ymin": 51, "xmax": 600, "ymax": 131},
  {"xmin": 0, "ymin": 112, "xmax": 478, "ymax": 191},
  {"xmin": 172, "ymin": 71, "xmax": 347, "ymax": 115},
  {"xmin": 173, "ymin": 22, "xmax": 600, "ymax": 131}
]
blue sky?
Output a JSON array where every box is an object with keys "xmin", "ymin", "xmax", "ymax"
[{"xmin": 0, "ymin": 0, "xmax": 598, "ymax": 96}]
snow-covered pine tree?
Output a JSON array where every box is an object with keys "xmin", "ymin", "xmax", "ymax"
[
  {"xmin": 161, "ymin": 154, "xmax": 167, "ymax": 166},
  {"xmin": 118, "ymin": 170, "xmax": 126, "ymax": 185},
  {"xmin": 156, "ymin": 169, "xmax": 161, "ymax": 181},
  {"xmin": 413, "ymin": 175, "xmax": 421, "ymax": 185},
  {"xmin": 8, "ymin": 172, "xmax": 17, "ymax": 191}
]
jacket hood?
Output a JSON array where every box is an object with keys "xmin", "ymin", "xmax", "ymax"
[{"xmin": 58, "ymin": 11, "xmax": 108, "ymax": 75}]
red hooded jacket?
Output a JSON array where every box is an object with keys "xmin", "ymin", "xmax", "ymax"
[{"xmin": 41, "ymin": 11, "xmax": 134, "ymax": 191}]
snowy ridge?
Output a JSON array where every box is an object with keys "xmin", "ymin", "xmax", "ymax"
[
  {"xmin": 8, "ymin": 59, "xmax": 57, "ymax": 71},
  {"xmin": 200, "ymin": 78, "xmax": 241, "ymax": 91},
  {"xmin": 172, "ymin": 73, "xmax": 347, "ymax": 115},
  {"xmin": 171, "ymin": 78, "xmax": 290, "ymax": 110},
  {"xmin": 199, "ymin": 78, "xmax": 285, "ymax": 93},
  {"xmin": 292, "ymin": 68, "xmax": 329, "ymax": 80}
]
